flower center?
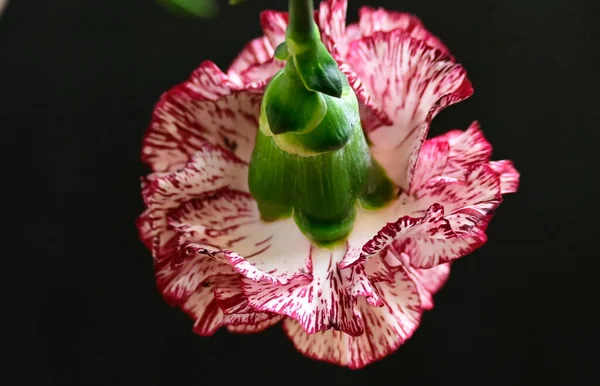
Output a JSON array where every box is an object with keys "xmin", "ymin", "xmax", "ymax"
[{"xmin": 248, "ymin": 0, "xmax": 395, "ymax": 246}]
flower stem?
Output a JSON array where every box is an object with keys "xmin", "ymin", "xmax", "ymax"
[{"xmin": 287, "ymin": 0, "xmax": 318, "ymax": 44}]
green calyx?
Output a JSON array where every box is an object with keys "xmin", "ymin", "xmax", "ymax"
[{"xmin": 248, "ymin": 0, "xmax": 395, "ymax": 246}]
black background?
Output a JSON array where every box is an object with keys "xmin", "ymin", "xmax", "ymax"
[{"xmin": 2, "ymin": 0, "xmax": 598, "ymax": 385}]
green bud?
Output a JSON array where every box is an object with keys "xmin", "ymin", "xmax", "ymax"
[
  {"xmin": 292, "ymin": 43, "xmax": 344, "ymax": 98},
  {"xmin": 274, "ymin": 42, "xmax": 291, "ymax": 61},
  {"xmin": 260, "ymin": 62, "xmax": 327, "ymax": 138}
]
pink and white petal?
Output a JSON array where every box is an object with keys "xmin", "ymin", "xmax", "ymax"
[
  {"xmin": 357, "ymin": 7, "xmax": 449, "ymax": 55},
  {"xmin": 341, "ymin": 203, "xmax": 448, "ymax": 268},
  {"xmin": 388, "ymin": 166, "xmax": 502, "ymax": 268},
  {"xmin": 346, "ymin": 31, "xmax": 472, "ymax": 189},
  {"xmin": 140, "ymin": 145, "xmax": 249, "ymax": 249},
  {"xmin": 260, "ymin": 10, "xmax": 288, "ymax": 48},
  {"xmin": 393, "ymin": 225, "xmax": 483, "ymax": 270},
  {"xmin": 210, "ymin": 275, "xmax": 282, "ymax": 332},
  {"xmin": 489, "ymin": 160, "xmax": 520, "ymax": 194},
  {"xmin": 142, "ymin": 61, "xmax": 261, "ymax": 171},
  {"xmin": 437, "ymin": 122, "xmax": 493, "ymax": 178},
  {"xmin": 386, "ymin": 249, "xmax": 451, "ymax": 310},
  {"xmin": 363, "ymin": 250, "xmax": 397, "ymax": 284},
  {"xmin": 243, "ymin": 245, "xmax": 382, "ymax": 336},
  {"xmin": 413, "ymin": 165, "xmax": 502, "ymax": 215},
  {"xmin": 168, "ymin": 189, "xmax": 313, "ymax": 286},
  {"xmin": 411, "ymin": 137, "xmax": 450, "ymax": 192},
  {"xmin": 412, "ymin": 263, "xmax": 451, "ymax": 298},
  {"xmin": 318, "ymin": 0, "xmax": 348, "ymax": 55},
  {"xmin": 155, "ymin": 249, "xmax": 234, "ymax": 305},
  {"xmin": 221, "ymin": 310, "xmax": 279, "ymax": 328},
  {"xmin": 212, "ymin": 275, "xmax": 254, "ymax": 315},
  {"xmin": 227, "ymin": 36, "xmax": 275, "ymax": 85},
  {"xmin": 234, "ymin": 59, "xmax": 284, "ymax": 88},
  {"xmin": 180, "ymin": 287, "xmax": 224, "ymax": 336},
  {"xmin": 283, "ymin": 268, "xmax": 421, "ymax": 369},
  {"xmin": 226, "ymin": 315, "xmax": 284, "ymax": 334},
  {"xmin": 339, "ymin": 62, "xmax": 391, "ymax": 131}
]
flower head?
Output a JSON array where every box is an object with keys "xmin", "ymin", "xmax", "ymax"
[{"xmin": 138, "ymin": 0, "xmax": 519, "ymax": 368}]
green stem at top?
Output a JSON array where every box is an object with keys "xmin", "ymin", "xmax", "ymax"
[{"xmin": 288, "ymin": 0, "xmax": 318, "ymax": 43}]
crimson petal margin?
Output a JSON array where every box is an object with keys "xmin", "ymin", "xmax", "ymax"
[
  {"xmin": 489, "ymin": 160, "xmax": 520, "ymax": 194},
  {"xmin": 346, "ymin": 30, "xmax": 473, "ymax": 190},
  {"xmin": 142, "ymin": 61, "xmax": 261, "ymax": 172},
  {"xmin": 227, "ymin": 36, "xmax": 280, "ymax": 88},
  {"xmin": 434, "ymin": 122, "xmax": 493, "ymax": 179},
  {"xmin": 356, "ymin": 6, "xmax": 449, "ymax": 55},
  {"xmin": 283, "ymin": 267, "xmax": 421, "ymax": 369}
]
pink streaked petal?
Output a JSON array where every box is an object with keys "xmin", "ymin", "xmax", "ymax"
[
  {"xmin": 168, "ymin": 189, "xmax": 312, "ymax": 286},
  {"xmin": 180, "ymin": 287, "xmax": 224, "ymax": 336},
  {"xmin": 155, "ymin": 249, "xmax": 234, "ymax": 305},
  {"xmin": 283, "ymin": 268, "xmax": 421, "ymax": 369},
  {"xmin": 212, "ymin": 275, "xmax": 254, "ymax": 314},
  {"xmin": 357, "ymin": 7, "xmax": 449, "ymax": 55},
  {"xmin": 234, "ymin": 59, "xmax": 284, "ymax": 88},
  {"xmin": 139, "ymin": 145, "xmax": 249, "ymax": 254},
  {"xmin": 407, "ymin": 264, "xmax": 451, "ymax": 310},
  {"xmin": 394, "ymin": 226, "xmax": 484, "ymax": 270},
  {"xmin": 227, "ymin": 36, "xmax": 275, "ymax": 85},
  {"xmin": 226, "ymin": 315, "xmax": 284, "ymax": 334},
  {"xmin": 436, "ymin": 122, "xmax": 493, "ymax": 179},
  {"xmin": 339, "ymin": 62, "xmax": 391, "ymax": 131},
  {"xmin": 386, "ymin": 249, "xmax": 451, "ymax": 310},
  {"xmin": 243, "ymin": 245, "xmax": 382, "ymax": 336},
  {"xmin": 394, "ymin": 166, "xmax": 502, "ymax": 268},
  {"xmin": 318, "ymin": 0, "xmax": 348, "ymax": 54},
  {"xmin": 346, "ymin": 31, "xmax": 472, "ymax": 189},
  {"xmin": 341, "ymin": 203, "xmax": 447, "ymax": 268},
  {"xmin": 221, "ymin": 310, "xmax": 279, "ymax": 328},
  {"xmin": 489, "ymin": 160, "xmax": 520, "ymax": 194},
  {"xmin": 410, "ymin": 138, "xmax": 450, "ymax": 192},
  {"xmin": 142, "ymin": 61, "xmax": 261, "ymax": 172},
  {"xmin": 363, "ymin": 250, "xmax": 397, "ymax": 284},
  {"xmin": 414, "ymin": 164, "xmax": 502, "ymax": 214},
  {"xmin": 260, "ymin": 10, "xmax": 288, "ymax": 49}
]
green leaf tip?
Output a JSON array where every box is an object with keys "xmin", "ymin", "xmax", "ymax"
[{"xmin": 157, "ymin": 0, "xmax": 218, "ymax": 18}]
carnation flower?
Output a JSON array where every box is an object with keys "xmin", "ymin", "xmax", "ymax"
[{"xmin": 138, "ymin": 0, "xmax": 519, "ymax": 368}]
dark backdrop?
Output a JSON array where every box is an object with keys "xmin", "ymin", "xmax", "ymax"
[{"xmin": 2, "ymin": 0, "xmax": 598, "ymax": 385}]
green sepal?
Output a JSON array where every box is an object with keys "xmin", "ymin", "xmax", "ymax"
[
  {"xmin": 256, "ymin": 200, "xmax": 293, "ymax": 222},
  {"xmin": 359, "ymin": 158, "xmax": 397, "ymax": 210},
  {"xmin": 249, "ymin": 121, "xmax": 371, "ymax": 245},
  {"xmin": 274, "ymin": 79, "xmax": 359, "ymax": 155},
  {"xmin": 292, "ymin": 43, "xmax": 344, "ymax": 98},
  {"xmin": 274, "ymin": 42, "xmax": 290, "ymax": 61},
  {"xmin": 294, "ymin": 206, "xmax": 356, "ymax": 247},
  {"xmin": 261, "ymin": 65, "xmax": 327, "ymax": 136}
]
